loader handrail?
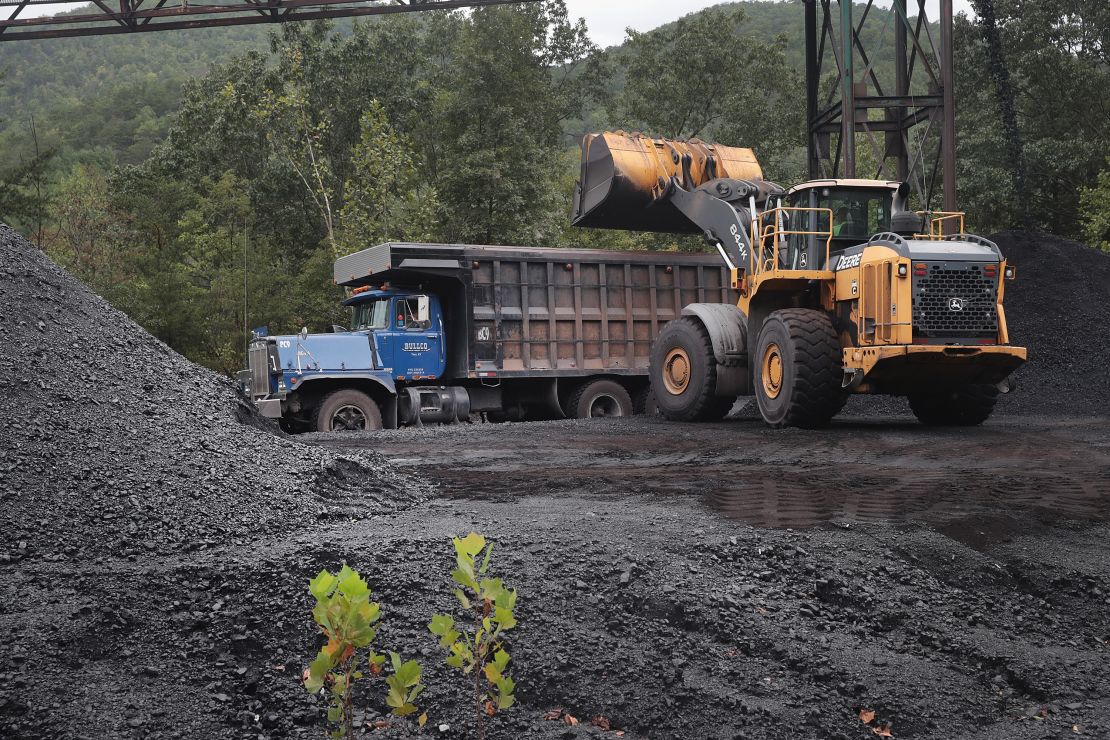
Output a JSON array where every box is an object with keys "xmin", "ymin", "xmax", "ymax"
[
  {"xmin": 750, "ymin": 206, "xmax": 834, "ymax": 274},
  {"xmin": 916, "ymin": 210, "xmax": 965, "ymax": 239}
]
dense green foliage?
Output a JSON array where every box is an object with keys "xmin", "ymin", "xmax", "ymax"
[
  {"xmin": 1, "ymin": 1, "xmax": 1107, "ymax": 373},
  {"xmin": 954, "ymin": 0, "xmax": 1110, "ymax": 236}
]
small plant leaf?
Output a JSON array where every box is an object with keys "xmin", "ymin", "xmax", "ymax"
[
  {"xmin": 429, "ymin": 614, "xmax": 454, "ymax": 637},
  {"xmin": 337, "ymin": 566, "xmax": 369, "ymax": 600},
  {"xmin": 454, "ymin": 588, "xmax": 471, "ymax": 609},
  {"xmin": 451, "ymin": 566, "xmax": 478, "ymax": 591},
  {"xmin": 455, "ymin": 532, "xmax": 486, "ymax": 557},
  {"xmin": 309, "ymin": 569, "xmax": 338, "ymax": 600},
  {"xmin": 483, "ymin": 662, "xmax": 502, "ymax": 684},
  {"xmin": 418, "ymin": 713, "xmax": 428, "ymax": 728},
  {"xmin": 494, "ymin": 606, "xmax": 517, "ymax": 630},
  {"xmin": 479, "ymin": 542, "xmax": 494, "ymax": 574}
]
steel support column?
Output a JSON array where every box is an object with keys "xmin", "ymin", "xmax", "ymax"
[
  {"xmin": 939, "ymin": 0, "xmax": 957, "ymax": 211},
  {"xmin": 806, "ymin": 0, "xmax": 956, "ymax": 209}
]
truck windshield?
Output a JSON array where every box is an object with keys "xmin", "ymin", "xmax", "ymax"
[{"xmin": 351, "ymin": 299, "xmax": 390, "ymax": 331}]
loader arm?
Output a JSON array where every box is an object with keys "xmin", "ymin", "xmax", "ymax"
[{"xmin": 663, "ymin": 179, "xmax": 754, "ymax": 273}]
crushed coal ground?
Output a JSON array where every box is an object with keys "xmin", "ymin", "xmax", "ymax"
[
  {"xmin": 2, "ymin": 224, "xmax": 1110, "ymax": 740},
  {"xmin": 0, "ymin": 223, "xmax": 429, "ymax": 565}
]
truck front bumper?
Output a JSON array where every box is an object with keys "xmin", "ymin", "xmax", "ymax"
[
  {"xmin": 253, "ymin": 398, "xmax": 284, "ymax": 418},
  {"xmin": 846, "ymin": 344, "xmax": 1027, "ymax": 394}
]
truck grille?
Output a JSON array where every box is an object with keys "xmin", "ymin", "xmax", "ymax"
[
  {"xmin": 248, "ymin": 342, "xmax": 272, "ymax": 398},
  {"xmin": 912, "ymin": 263, "xmax": 998, "ymax": 339}
]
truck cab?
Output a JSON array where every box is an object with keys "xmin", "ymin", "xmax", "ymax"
[{"xmin": 346, "ymin": 288, "xmax": 447, "ymax": 381}]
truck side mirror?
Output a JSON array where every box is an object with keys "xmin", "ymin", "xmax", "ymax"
[{"xmin": 416, "ymin": 295, "xmax": 430, "ymax": 324}]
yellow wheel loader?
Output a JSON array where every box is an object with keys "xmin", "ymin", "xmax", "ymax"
[{"xmin": 571, "ymin": 131, "xmax": 1026, "ymax": 428}]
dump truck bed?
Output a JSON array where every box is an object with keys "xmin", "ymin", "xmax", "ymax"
[{"xmin": 335, "ymin": 242, "xmax": 734, "ymax": 379}]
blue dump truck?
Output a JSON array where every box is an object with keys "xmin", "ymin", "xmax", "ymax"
[{"xmin": 241, "ymin": 242, "xmax": 731, "ymax": 431}]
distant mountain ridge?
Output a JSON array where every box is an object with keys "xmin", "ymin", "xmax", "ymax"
[{"xmin": 0, "ymin": 1, "xmax": 928, "ymax": 169}]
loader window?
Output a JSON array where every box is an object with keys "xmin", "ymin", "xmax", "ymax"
[
  {"xmin": 826, "ymin": 189, "xmax": 893, "ymax": 238},
  {"xmin": 783, "ymin": 186, "xmax": 894, "ymax": 269},
  {"xmin": 351, "ymin": 299, "xmax": 390, "ymax": 331},
  {"xmin": 794, "ymin": 188, "xmax": 893, "ymax": 240}
]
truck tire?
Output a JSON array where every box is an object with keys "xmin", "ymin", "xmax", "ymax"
[
  {"xmin": 754, "ymin": 309, "xmax": 846, "ymax": 428},
  {"xmin": 908, "ymin": 384, "xmax": 998, "ymax": 426},
  {"xmin": 314, "ymin": 389, "xmax": 383, "ymax": 432},
  {"xmin": 566, "ymin": 379, "xmax": 634, "ymax": 419},
  {"xmin": 650, "ymin": 317, "xmax": 733, "ymax": 422},
  {"xmin": 633, "ymin": 385, "xmax": 658, "ymax": 416}
]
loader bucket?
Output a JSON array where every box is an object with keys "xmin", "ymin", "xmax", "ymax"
[{"xmin": 571, "ymin": 131, "xmax": 763, "ymax": 233}]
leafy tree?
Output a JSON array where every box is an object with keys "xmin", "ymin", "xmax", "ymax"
[
  {"xmin": 1079, "ymin": 162, "xmax": 1110, "ymax": 253},
  {"xmin": 254, "ymin": 32, "xmax": 342, "ymax": 259},
  {"xmin": 955, "ymin": 1, "xmax": 1110, "ymax": 237},
  {"xmin": 429, "ymin": 1, "xmax": 597, "ymax": 245},
  {"xmin": 338, "ymin": 101, "xmax": 440, "ymax": 253},
  {"xmin": 48, "ymin": 164, "xmax": 121, "ymax": 286},
  {"xmin": 615, "ymin": 6, "xmax": 805, "ymax": 185}
]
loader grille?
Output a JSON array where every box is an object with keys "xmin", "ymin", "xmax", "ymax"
[{"xmin": 912, "ymin": 263, "xmax": 998, "ymax": 339}]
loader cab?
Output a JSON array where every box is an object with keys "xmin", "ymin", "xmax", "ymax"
[{"xmin": 782, "ymin": 179, "xmax": 901, "ymax": 269}]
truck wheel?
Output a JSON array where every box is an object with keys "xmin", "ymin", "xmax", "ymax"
[
  {"xmin": 566, "ymin": 379, "xmax": 634, "ymax": 419},
  {"xmin": 314, "ymin": 389, "xmax": 383, "ymax": 432},
  {"xmin": 650, "ymin": 317, "xmax": 733, "ymax": 422},
  {"xmin": 908, "ymin": 384, "xmax": 998, "ymax": 426},
  {"xmin": 754, "ymin": 309, "xmax": 846, "ymax": 428}
]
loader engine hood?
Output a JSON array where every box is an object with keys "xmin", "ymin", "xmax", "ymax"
[{"xmin": 832, "ymin": 234, "xmax": 1002, "ymax": 266}]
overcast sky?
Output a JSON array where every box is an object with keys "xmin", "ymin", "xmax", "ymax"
[
  {"xmin": 16, "ymin": 1, "xmax": 977, "ymax": 45},
  {"xmin": 566, "ymin": 1, "xmax": 977, "ymax": 48}
]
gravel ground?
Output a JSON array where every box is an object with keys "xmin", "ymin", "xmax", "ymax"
[{"xmin": 2, "ymin": 226, "xmax": 1109, "ymax": 740}]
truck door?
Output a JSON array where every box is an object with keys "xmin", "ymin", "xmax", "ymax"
[{"xmin": 388, "ymin": 295, "xmax": 446, "ymax": 381}]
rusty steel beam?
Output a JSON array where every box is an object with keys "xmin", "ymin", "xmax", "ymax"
[
  {"xmin": 805, "ymin": 0, "xmax": 955, "ymax": 210},
  {"xmin": 0, "ymin": 0, "xmax": 539, "ymax": 41}
]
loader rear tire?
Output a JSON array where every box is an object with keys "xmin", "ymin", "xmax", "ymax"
[
  {"xmin": 908, "ymin": 384, "xmax": 998, "ymax": 426},
  {"xmin": 754, "ymin": 309, "xmax": 846, "ymax": 428},
  {"xmin": 314, "ymin": 389, "xmax": 383, "ymax": 432},
  {"xmin": 650, "ymin": 317, "xmax": 734, "ymax": 422}
]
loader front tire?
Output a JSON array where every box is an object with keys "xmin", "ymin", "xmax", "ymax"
[
  {"xmin": 650, "ymin": 317, "xmax": 733, "ymax": 422},
  {"xmin": 908, "ymin": 384, "xmax": 998, "ymax": 426},
  {"xmin": 754, "ymin": 309, "xmax": 846, "ymax": 428}
]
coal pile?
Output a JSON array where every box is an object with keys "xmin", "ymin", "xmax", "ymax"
[
  {"xmin": 992, "ymin": 231, "xmax": 1110, "ymax": 416},
  {"xmin": 0, "ymin": 224, "xmax": 427, "ymax": 566}
]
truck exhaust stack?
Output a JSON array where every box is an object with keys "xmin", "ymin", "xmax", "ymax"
[{"xmin": 571, "ymin": 131, "xmax": 763, "ymax": 234}]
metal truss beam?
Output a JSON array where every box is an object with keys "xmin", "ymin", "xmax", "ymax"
[
  {"xmin": 803, "ymin": 0, "xmax": 956, "ymax": 210},
  {"xmin": 0, "ymin": 0, "xmax": 538, "ymax": 41}
]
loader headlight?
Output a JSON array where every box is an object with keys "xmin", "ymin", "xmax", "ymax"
[
  {"xmin": 897, "ymin": 264, "xmax": 908, "ymax": 277},
  {"xmin": 1004, "ymin": 266, "xmax": 1015, "ymax": 280}
]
